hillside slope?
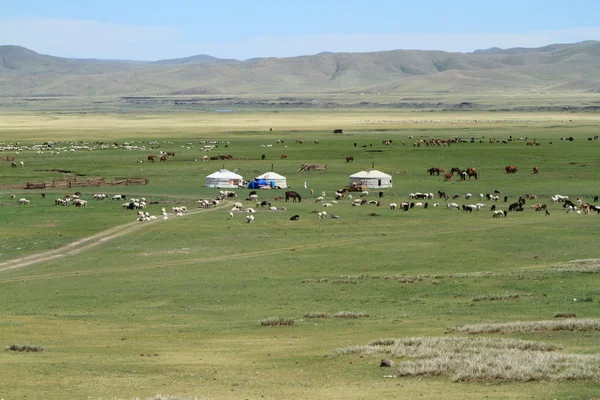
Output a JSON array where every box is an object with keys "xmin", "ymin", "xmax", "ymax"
[{"xmin": 1, "ymin": 41, "xmax": 600, "ymax": 95}]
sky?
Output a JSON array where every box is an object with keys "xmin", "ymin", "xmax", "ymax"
[{"xmin": 1, "ymin": 0, "xmax": 599, "ymax": 60}]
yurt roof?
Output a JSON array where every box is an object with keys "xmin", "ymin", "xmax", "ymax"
[
  {"xmin": 256, "ymin": 171, "xmax": 286, "ymax": 179},
  {"xmin": 349, "ymin": 169, "xmax": 392, "ymax": 179},
  {"xmin": 206, "ymin": 169, "xmax": 243, "ymax": 179}
]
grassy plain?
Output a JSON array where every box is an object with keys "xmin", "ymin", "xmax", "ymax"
[{"xmin": 1, "ymin": 107, "xmax": 600, "ymax": 399}]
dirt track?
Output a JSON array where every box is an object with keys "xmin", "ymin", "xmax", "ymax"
[{"xmin": 0, "ymin": 204, "xmax": 228, "ymax": 273}]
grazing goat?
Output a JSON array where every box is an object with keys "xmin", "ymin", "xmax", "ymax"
[
  {"xmin": 318, "ymin": 211, "xmax": 328, "ymax": 219},
  {"xmin": 246, "ymin": 215, "xmax": 255, "ymax": 223}
]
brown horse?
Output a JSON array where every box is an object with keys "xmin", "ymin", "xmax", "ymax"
[
  {"xmin": 160, "ymin": 155, "xmax": 167, "ymax": 162},
  {"xmin": 285, "ymin": 191, "xmax": 302, "ymax": 202},
  {"xmin": 346, "ymin": 155, "xmax": 354, "ymax": 163},
  {"xmin": 466, "ymin": 167, "xmax": 478, "ymax": 180},
  {"xmin": 166, "ymin": 151, "xmax": 175, "ymax": 157},
  {"xmin": 148, "ymin": 155, "xmax": 158, "ymax": 162},
  {"xmin": 505, "ymin": 165, "xmax": 518, "ymax": 174},
  {"xmin": 444, "ymin": 172, "xmax": 453, "ymax": 181},
  {"xmin": 280, "ymin": 154, "xmax": 287, "ymax": 159}
]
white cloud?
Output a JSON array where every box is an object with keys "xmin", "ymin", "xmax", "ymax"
[{"xmin": 1, "ymin": 17, "xmax": 599, "ymax": 60}]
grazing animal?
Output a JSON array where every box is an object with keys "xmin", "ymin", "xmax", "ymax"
[
  {"xmin": 318, "ymin": 211, "xmax": 328, "ymax": 219},
  {"xmin": 290, "ymin": 215, "xmax": 300, "ymax": 221},
  {"xmin": 427, "ymin": 167, "xmax": 443, "ymax": 176},
  {"xmin": 160, "ymin": 155, "xmax": 167, "ymax": 162},
  {"xmin": 201, "ymin": 155, "xmax": 209, "ymax": 161},
  {"xmin": 285, "ymin": 191, "xmax": 302, "ymax": 202},
  {"xmin": 505, "ymin": 165, "xmax": 518, "ymax": 174},
  {"xmin": 11, "ymin": 162, "xmax": 17, "ymax": 168},
  {"xmin": 331, "ymin": 214, "xmax": 340, "ymax": 219},
  {"xmin": 466, "ymin": 167, "xmax": 478, "ymax": 180},
  {"xmin": 493, "ymin": 210, "xmax": 507, "ymax": 218},
  {"xmin": 447, "ymin": 202, "xmax": 460, "ymax": 210},
  {"xmin": 444, "ymin": 172, "xmax": 453, "ymax": 181},
  {"xmin": 166, "ymin": 151, "xmax": 175, "ymax": 157},
  {"xmin": 532, "ymin": 166, "xmax": 539, "ymax": 174},
  {"xmin": 246, "ymin": 215, "xmax": 255, "ymax": 223},
  {"xmin": 345, "ymin": 155, "xmax": 354, "ymax": 163},
  {"xmin": 280, "ymin": 154, "xmax": 287, "ymax": 159},
  {"xmin": 490, "ymin": 204, "xmax": 496, "ymax": 211},
  {"xmin": 41, "ymin": 193, "xmax": 46, "ymax": 198},
  {"xmin": 19, "ymin": 161, "xmax": 24, "ymax": 168},
  {"xmin": 17, "ymin": 198, "xmax": 30, "ymax": 205},
  {"xmin": 148, "ymin": 155, "xmax": 158, "ymax": 162},
  {"xmin": 389, "ymin": 203, "xmax": 398, "ymax": 210},
  {"xmin": 228, "ymin": 212, "xmax": 234, "ymax": 219}
]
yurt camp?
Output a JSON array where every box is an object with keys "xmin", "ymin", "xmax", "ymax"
[
  {"xmin": 248, "ymin": 171, "xmax": 288, "ymax": 189},
  {"xmin": 348, "ymin": 169, "xmax": 392, "ymax": 188},
  {"xmin": 205, "ymin": 169, "xmax": 244, "ymax": 188}
]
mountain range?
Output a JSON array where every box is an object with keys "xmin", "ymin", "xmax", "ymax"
[{"xmin": 1, "ymin": 41, "xmax": 600, "ymax": 96}]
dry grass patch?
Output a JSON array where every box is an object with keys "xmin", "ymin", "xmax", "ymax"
[
  {"xmin": 472, "ymin": 293, "xmax": 525, "ymax": 302},
  {"xmin": 554, "ymin": 312, "xmax": 576, "ymax": 318},
  {"xmin": 304, "ymin": 312, "xmax": 330, "ymax": 319},
  {"xmin": 328, "ymin": 336, "xmax": 600, "ymax": 382},
  {"xmin": 5, "ymin": 344, "xmax": 44, "ymax": 352},
  {"xmin": 447, "ymin": 318, "xmax": 600, "ymax": 334},
  {"xmin": 260, "ymin": 317, "xmax": 294, "ymax": 326},
  {"xmin": 334, "ymin": 311, "xmax": 370, "ymax": 318}
]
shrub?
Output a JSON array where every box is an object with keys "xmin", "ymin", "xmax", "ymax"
[
  {"xmin": 5, "ymin": 344, "xmax": 44, "ymax": 352},
  {"xmin": 304, "ymin": 312, "xmax": 330, "ymax": 319},
  {"xmin": 260, "ymin": 317, "xmax": 294, "ymax": 326},
  {"xmin": 334, "ymin": 311, "xmax": 369, "ymax": 318},
  {"xmin": 554, "ymin": 312, "xmax": 576, "ymax": 318}
]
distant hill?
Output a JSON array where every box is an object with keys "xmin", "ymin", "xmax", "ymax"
[
  {"xmin": 1, "ymin": 41, "xmax": 600, "ymax": 96},
  {"xmin": 154, "ymin": 54, "xmax": 239, "ymax": 65}
]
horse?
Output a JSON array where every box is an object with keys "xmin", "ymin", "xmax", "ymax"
[
  {"xmin": 427, "ymin": 167, "xmax": 442, "ymax": 176},
  {"xmin": 466, "ymin": 167, "xmax": 478, "ymax": 180},
  {"xmin": 532, "ymin": 166, "xmax": 539, "ymax": 174},
  {"xmin": 505, "ymin": 165, "xmax": 518, "ymax": 174},
  {"xmin": 444, "ymin": 172, "xmax": 453, "ymax": 181},
  {"xmin": 280, "ymin": 154, "xmax": 287, "ymax": 159},
  {"xmin": 166, "ymin": 151, "xmax": 175, "ymax": 157},
  {"xmin": 285, "ymin": 191, "xmax": 302, "ymax": 202},
  {"xmin": 345, "ymin": 155, "xmax": 354, "ymax": 163},
  {"xmin": 450, "ymin": 167, "xmax": 462, "ymax": 176},
  {"xmin": 160, "ymin": 155, "xmax": 167, "ymax": 162},
  {"xmin": 148, "ymin": 155, "xmax": 158, "ymax": 162}
]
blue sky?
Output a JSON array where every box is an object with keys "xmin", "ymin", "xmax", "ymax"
[{"xmin": 1, "ymin": 0, "xmax": 599, "ymax": 60}]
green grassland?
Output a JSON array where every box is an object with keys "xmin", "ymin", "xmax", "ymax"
[{"xmin": 1, "ymin": 109, "xmax": 600, "ymax": 399}]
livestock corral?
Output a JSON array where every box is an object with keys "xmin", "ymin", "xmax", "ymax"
[{"xmin": 1, "ymin": 109, "xmax": 600, "ymax": 400}]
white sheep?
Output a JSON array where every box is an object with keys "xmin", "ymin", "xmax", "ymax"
[
  {"xmin": 447, "ymin": 202, "xmax": 460, "ymax": 210},
  {"xmin": 314, "ymin": 196, "xmax": 324, "ymax": 203},
  {"xmin": 246, "ymin": 215, "xmax": 255, "ymax": 223},
  {"xmin": 323, "ymin": 203, "xmax": 333, "ymax": 207},
  {"xmin": 318, "ymin": 211, "xmax": 328, "ymax": 218},
  {"xmin": 17, "ymin": 198, "xmax": 30, "ymax": 205},
  {"xmin": 246, "ymin": 208, "xmax": 256, "ymax": 213}
]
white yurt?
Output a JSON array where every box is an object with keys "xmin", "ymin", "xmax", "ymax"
[
  {"xmin": 205, "ymin": 169, "xmax": 244, "ymax": 188},
  {"xmin": 255, "ymin": 172, "xmax": 288, "ymax": 188},
  {"xmin": 348, "ymin": 169, "xmax": 392, "ymax": 188}
]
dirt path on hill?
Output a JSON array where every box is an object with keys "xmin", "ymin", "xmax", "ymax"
[{"xmin": 0, "ymin": 204, "xmax": 228, "ymax": 273}]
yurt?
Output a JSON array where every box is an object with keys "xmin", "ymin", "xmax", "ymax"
[
  {"xmin": 348, "ymin": 169, "xmax": 392, "ymax": 188},
  {"xmin": 252, "ymin": 171, "xmax": 288, "ymax": 188},
  {"xmin": 205, "ymin": 169, "xmax": 244, "ymax": 188}
]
